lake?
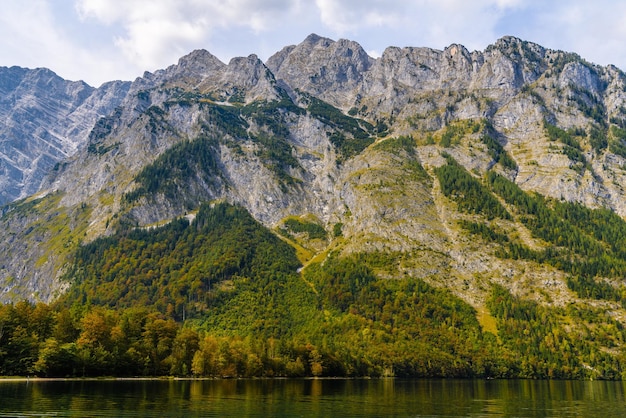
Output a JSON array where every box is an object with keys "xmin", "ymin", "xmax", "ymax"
[{"xmin": 1, "ymin": 378, "xmax": 626, "ymax": 417}]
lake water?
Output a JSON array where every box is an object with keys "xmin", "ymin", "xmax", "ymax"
[{"xmin": 1, "ymin": 378, "xmax": 626, "ymax": 417}]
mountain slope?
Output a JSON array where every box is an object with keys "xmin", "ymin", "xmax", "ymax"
[
  {"xmin": 1, "ymin": 35, "xmax": 624, "ymax": 300},
  {"xmin": 0, "ymin": 66, "xmax": 130, "ymax": 204},
  {"xmin": 3, "ymin": 34, "xmax": 626, "ymax": 378}
]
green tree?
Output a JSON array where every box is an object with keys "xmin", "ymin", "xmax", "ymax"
[
  {"xmin": 33, "ymin": 339, "xmax": 78, "ymax": 377},
  {"xmin": 142, "ymin": 315, "xmax": 178, "ymax": 375},
  {"xmin": 167, "ymin": 327, "xmax": 199, "ymax": 376}
]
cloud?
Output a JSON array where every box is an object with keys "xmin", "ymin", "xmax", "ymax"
[
  {"xmin": 75, "ymin": 0, "xmax": 303, "ymax": 72},
  {"xmin": 76, "ymin": 0, "xmax": 207, "ymax": 70},
  {"xmin": 563, "ymin": 5, "xmax": 626, "ymax": 69},
  {"xmin": 490, "ymin": 1, "xmax": 626, "ymax": 68},
  {"xmin": 0, "ymin": 1, "xmax": 113, "ymax": 84},
  {"xmin": 112, "ymin": 16, "xmax": 207, "ymax": 70},
  {"xmin": 314, "ymin": 0, "xmax": 405, "ymax": 32},
  {"xmin": 0, "ymin": 1, "xmax": 66, "ymax": 65},
  {"xmin": 3, "ymin": 0, "xmax": 626, "ymax": 86},
  {"xmin": 73, "ymin": 0, "xmax": 626, "ymax": 80},
  {"xmin": 311, "ymin": 0, "xmax": 530, "ymax": 54}
]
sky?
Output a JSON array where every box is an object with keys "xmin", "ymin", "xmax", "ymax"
[{"xmin": 2, "ymin": 0, "xmax": 626, "ymax": 87}]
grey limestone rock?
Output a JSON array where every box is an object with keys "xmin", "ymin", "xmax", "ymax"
[
  {"xmin": 0, "ymin": 67, "xmax": 130, "ymax": 205},
  {"xmin": 6, "ymin": 34, "xmax": 626, "ymax": 304}
]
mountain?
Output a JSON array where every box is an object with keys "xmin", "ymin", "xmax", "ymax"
[
  {"xmin": 0, "ymin": 66, "xmax": 131, "ymax": 205},
  {"xmin": 3, "ymin": 34, "xmax": 626, "ymax": 378}
]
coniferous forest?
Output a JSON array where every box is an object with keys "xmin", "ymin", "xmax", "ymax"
[{"xmin": 3, "ymin": 180, "xmax": 626, "ymax": 379}]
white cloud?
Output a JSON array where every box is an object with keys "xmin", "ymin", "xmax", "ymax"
[
  {"xmin": 0, "ymin": 1, "xmax": 114, "ymax": 84},
  {"xmin": 314, "ymin": 0, "xmax": 406, "ymax": 33},
  {"xmin": 75, "ymin": 0, "xmax": 125, "ymax": 23},
  {"xmin": 207, "ymin": 0, "xmax": 300, "ymax": 31},
  {"xmin": 497, "ymin": 1, "xmax": 626, "ymax": 69},
  {"xmin": 310, "ymin": 0, "xmax": 530, "ymax": 54},
  {"xmin": 75, "ymin": 0, "xmax": 303, "ymax": 72},
  {"xmin": 3, "ymin": 0, "xmax": 626, "ymax": 86},
  {"xmin": 76, "ymin": 0, "xmax": 208, "ymax": 70},
  {"xmin": 0, "ymin": 1, "xmax": 65, "ymax": 65}
]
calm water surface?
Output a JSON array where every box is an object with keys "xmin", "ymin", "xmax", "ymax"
[{"xmin": 1, "ymin": 378, "xmax": 625, "ymax": 417}]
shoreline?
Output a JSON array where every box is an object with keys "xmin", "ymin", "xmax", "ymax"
[{"xmin": 0, "ymin": 376, "xmax": 380, "ymax": 382}]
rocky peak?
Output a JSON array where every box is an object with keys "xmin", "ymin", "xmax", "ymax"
[
  {"xmin": 491, "ymin": 36, "xmax": 545, "ymax": 58},
  {"xmin": 266, "ymin": 33, "xmax": 374, "ymax": 109},
  {"xmin": 212, "ymin": 54, "xmax": 279, "ymax": 103},
  {"xmin": 166, "ymin": 49, "xmax": 227, "ymax": 87},
  {"xmin": 28, "ymin": 68, "xmax": 93, "ymax": 100},
  {"xmin": 493, "ymin": 35, "xmax": 529, "ymax": 49},
  {"xmin": 126, "ymin": 51, "xmax": 279, "ymax": 106},
  {"xmin": 0, "ymin": 66, "xmax": 29, "ymax": 93},
  {"xmin": 558, "ymin": 61, "xmax": 603, "ymax": 96},
  {"xmin": 177, "ymin": 49, "xmax": 226, "ymax": 73},
  {"xmin": 226, "ymin": 54, "xmax": 265, "ymax": 71},
  {"xmin": 443, "ymin": 43, "xmax": 472, "ymax": 63},
  {"xmin": 8, "ymin": 67, "xmax": 94, "ymax": 107},
  {"xmin": 303, "ymin": 33, "xmax": 330, "ymax": 46},
  {"xmin": 371, "ymin": 46, "xmax": 444, "ymax": 89},
  {"xmin": 129, "ymin": 49, "xmax": 226, "ymax": 95}
]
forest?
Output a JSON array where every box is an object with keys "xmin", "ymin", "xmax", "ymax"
[{"xmin": 2, "ymin": 196, "xmax": 626, "ymax": 379}]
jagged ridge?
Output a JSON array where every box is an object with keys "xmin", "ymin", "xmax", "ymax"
[{"xmin": 2, "ymin": 35, "xmax": 626, "ymax": 379}]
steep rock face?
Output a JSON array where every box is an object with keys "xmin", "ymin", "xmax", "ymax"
[
  {"xmin": 0, "ymin": 67, "xmax": 130, "ymax": 205},
  {"xmin": 44, "ymin": 49, "xmax": 290, "ymax": 230},
  {"xmin": 130, "ymin": 49, "xmax": 226, "ymax": 94},
  {"xmin": 218, "ymin": 55, "xmax": 282, "ymax": 103},
  {"xmin": 338, "ymin": 139, "xmax": 449, "ymax": 270},
  {"xmin": 267, "ymin": 33, "xmax": 374, "ymax": 108},
  {"xmin": 5, "ymin": 34, "xmax": 626, "ymax": 309},
  {"xmin": 128, "ymin": 50, "xmax": 279, "ymax": 105}
]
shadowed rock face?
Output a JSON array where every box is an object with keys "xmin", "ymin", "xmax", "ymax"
[
  {"xmin": 0, "ymin": 66, "xmax": 131, "ymax": 205},
  {"xmin": 3, "ymin": 34, "xmax": 626, "ymax": 308}
]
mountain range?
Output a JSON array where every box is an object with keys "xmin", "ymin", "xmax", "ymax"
[{"xmin": 3, "ymin": 34, "xmax": 626, "ymax": 378}]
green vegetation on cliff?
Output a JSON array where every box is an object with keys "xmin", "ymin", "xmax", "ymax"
[
  {"xmin": 435, "ymin": 154, "xmax": 511, "ymax": 220},
  {"xmin": 487, "ymin": 171, "xmax": 626, "ymax": 299},
  {"xmin": 124, "ymin": 135, "xmax": 222, "ymax": 205},
  {"xmin": 438, "ymin": 156, "xmax": 626, "ymax": 304},
  {"xmin": 2, "ymin": 200, "xmax": 626, "ymax": 380},
  {"xmin": 301, "ymin": 93, "xmax": 375, "ymax": 161},
  {"xmin": 61, "ymin": 202, "xmax": 300, "ymax": 320}
]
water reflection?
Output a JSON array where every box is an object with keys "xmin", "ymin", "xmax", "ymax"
[{"xmin": 1, "ymin": 378, "xmax": 626, "ymax": 417}]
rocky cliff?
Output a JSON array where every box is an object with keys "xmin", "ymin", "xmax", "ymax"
[
  {"xmin": 3, "ymin": 33, "xmax": 626, "ymax": 318},
  {"xmin": 0, "ymin": 66, "xmax": 130, "ymax": 205}
]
